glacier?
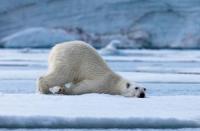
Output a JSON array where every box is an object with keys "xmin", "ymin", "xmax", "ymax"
[{"xmin": 1, "ymin": 0, "xmax": 200, "ymax": 48}]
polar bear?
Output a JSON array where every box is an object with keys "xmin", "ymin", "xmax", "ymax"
[{"xmin": 37, "ymin": 41, "xmax": 146, "ymax": 98}]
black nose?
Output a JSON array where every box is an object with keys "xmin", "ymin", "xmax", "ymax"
[{"xmin": 139, "ymin": 92, "xmax": 145, "ymax": 98}]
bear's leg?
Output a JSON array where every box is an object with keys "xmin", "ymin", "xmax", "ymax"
[
  {"xmin": 67, "ymin": 79, "xmax": 103, "ymax": 95},
  {"xmin": 38, "ymin": 72, "xmax": 67, "ymax": 94},
  {"xmin": 37, "ymin": 76, "xmax": 52, "ymax": 94}
]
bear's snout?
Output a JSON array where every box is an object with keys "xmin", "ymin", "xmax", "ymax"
[{"xmin": 138, "ymin": 92, "xmax": 145, "ymax": 98}]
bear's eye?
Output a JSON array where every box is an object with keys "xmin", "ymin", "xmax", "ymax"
[
  {"xmin": 144, "ymin": 88, "xmax": 146, "ymax": 91},
  {"xmin": 126, "ymin": 83, "xmax": 130, "ymax": 88},
  {"xmin": 135, "ymin": 87, "xmax": 139, "ymax": 90}
]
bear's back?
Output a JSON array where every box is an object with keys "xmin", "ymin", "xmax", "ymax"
[{"xmin": 51, "ymin": 41, "xmax": 112, "ymax": 80}]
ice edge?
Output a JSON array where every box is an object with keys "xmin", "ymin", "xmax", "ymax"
[{"xmin": 0, "ymin": 116, "xmax": 199, "ymax": 129}]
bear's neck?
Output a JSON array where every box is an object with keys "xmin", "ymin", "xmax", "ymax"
[{"xmin": 103, "ymin": 72, "xmax": 123, "ymax": 95}]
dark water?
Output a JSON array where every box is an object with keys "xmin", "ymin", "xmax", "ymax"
[{"xmin": 1, "ymin": 128, "xmax": 200, "ymax": 131}]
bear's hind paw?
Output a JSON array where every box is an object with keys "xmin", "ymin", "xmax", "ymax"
[{"xmin": 49, "ymin": 86, "xmax": 65, "ymax": 94}]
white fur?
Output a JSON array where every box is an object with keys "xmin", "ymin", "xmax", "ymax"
[{"xmin": 37, "ymin": 41, "xmax": 146, "ymax": 97}]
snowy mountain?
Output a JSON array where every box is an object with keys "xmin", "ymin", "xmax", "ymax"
[{"xmin": 1, "ymin": 0, "xmax": 200, "ymax": 48}]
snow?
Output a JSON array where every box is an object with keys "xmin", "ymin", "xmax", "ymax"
[
  {"xmin": 99, "ymin": 40, "xmax": 121, "ymax": 55},
  {"xmin": 0, "ymin": 49, "xmax": 200, "ymax": 129},
  {"xmin": 103, "ymin": 50, "xmax": 200, "ymax": 62},
  {"xmin": 0, "ymin": 94, "xmax": 199, "ymax": 128}
]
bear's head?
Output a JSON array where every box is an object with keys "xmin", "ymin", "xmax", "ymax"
[{"xmin": 118, "ymin": 78, "xmax": 146, "ymax": 98}]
